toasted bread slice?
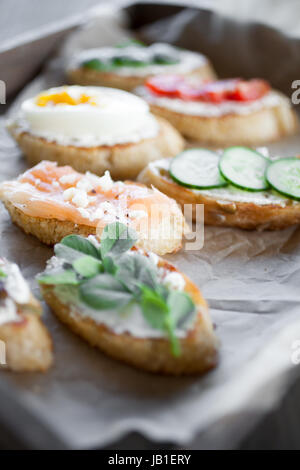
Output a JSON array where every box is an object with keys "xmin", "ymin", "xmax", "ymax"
[
  {"xmin": 0, "ymin": 162, "xmax": 186, "ymax": 255},
  {"xmin": 139, "ymin": 91, "xmax": 298, "ymax": 147},
  {"xmin": 7, "ymin": 116, "xmax": 184, "ymax": 181},
  {"xmin": 138, "ymin": 158, "xmax": 300, "ymax": 230},
  {"xmin": 67, "ymin": 63, "xmax": 216, "ymax": 91},
  {"xmin": 0, "ymin": 259, "xmax": 53, "ymax": 372},
  {"xmin": 1, "ymin": 200, "xmax": 185, "ymax": 255},
  {"xmin": 40, "ymin": 257, "xmax": 218, "ymax": 375}
]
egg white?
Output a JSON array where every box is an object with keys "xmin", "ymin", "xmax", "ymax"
[{"xmin": 21, "ymin": 86, "xmax": 159, "ymax": 146}]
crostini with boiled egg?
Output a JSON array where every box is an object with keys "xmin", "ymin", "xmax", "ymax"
[
  {"xmin": 139, "ymin": 147, "xmax": 300, "ymax": 230},
  {"xmin": 38, "ymin": 223, "xmax": 218, "ymax": 375},
  {"xmin": 0, "ymin": 258, "xmax": 53, "ymax": 371},
  {"xmin": 0, "ymin": 161, "xmax": 186, "ymax": 255},
  {"xmin": 136, "ymin": 76, "xmax": 298, "ymax": 146},
  {"xmin": 67, "ymin": 41, "xmax": 216, "ymax": 91},
  {"xmin": 7, "ymin": 85, "xmax": 184, "ymax": 180}
]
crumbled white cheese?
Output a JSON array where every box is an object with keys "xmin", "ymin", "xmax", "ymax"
[
  {"xmin": 163, "ymin": 271, "xmax": 185, "ymax": 291},
  {"xmin": 85, "ymin": 171, "xmax": 102, "ymax": 185},
  {"xmin": 63, "ymin": 187, "xmax": 76, "ymax": 201},
  {"xmin": 72, "ymin": 190, "xmax": 89, "ymax": 208},
  {"xmin": 52, "ymin": 181, "xmax": 59, "ymax": 188},
  {"xmin": 87, "ymin": 235, "xmax": 100, "ymax": 248},
  {"xmin": 115, "ymin": 181, "xmax": 125, "ymax": 191},
  {"xmin": 63, "ymin": 187, "xmax": 89, "ymax": 208},
  {"xmin": 59, "ymin": 173, "xmax": 78, "ymax": 185},
  {"xmin": 88, "ymin": 196, "xmax": 97, "ymax": 204},
  {"xmin": 100, "ymin": 200, "xmax": 117, "ymax": 215},
  {"xmin": 76, "ymin": 177, "xmax": 94, "ymax": 192},
  {"xmin": 102, "ymin": 213, "xmax": 117, "ymax": 223},
  {"xmin": 98, "ymin": 171, "xmax": 114, "ymax": 192},
  {"xmin": 129, "ymin": 209, "xmax": 147, "ymax": 219},
  {"xmin": 45, "ymin": 256, "xmax": 65, "ymax": 270},
  {"xmin": 89, "ymin": 207, "xmax": 104, "ymax": 221},
  {"xmin": 77, "ymin": 207, "xmax": 90, "ymax": 219}
]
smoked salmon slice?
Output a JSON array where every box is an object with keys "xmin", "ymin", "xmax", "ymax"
[{"xmin": 0, "ymin": 161, "xmax": 186, "ymax": 255}]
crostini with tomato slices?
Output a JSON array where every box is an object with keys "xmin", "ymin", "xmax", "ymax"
[{"xmin": 136, "ymin": 76, "xmax": 298, "ymax": 146}]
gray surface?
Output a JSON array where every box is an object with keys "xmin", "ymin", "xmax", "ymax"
[
  {"xmin": 2, "ymin": 99, "xmax": 300, "ymax": 449},
  {"xmin": 1, "ymin": 0, "xmax": 300, "ymax": 450},
  {"xmin": 0, "ymin": 0, "xmax": 102, "ymax": 49}
]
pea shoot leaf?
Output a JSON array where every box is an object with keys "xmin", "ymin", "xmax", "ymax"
[
  {"xmin": 38, "ymin": 269, "xmax": 79, "ymax": 285},
  {"xmin": 100, "ymin": 222, "xmax": 138, "ymax": 258},
  {"xmin": 117, "ymin": 252, "xmax": 157, "ymax": 294},
  {"xmin": 0, "ymin": 268, "xmax": 6, "ymax": 279},
  {"xmin": 60, "ymin": 235, "xmax": 100, "ymax": 258},
  {"xmin": 72, "ymin": 256, "xmax": 103, "ymax": 278},
  {"xmin": 79, "ymin": 274, "xmax": 132, "ymax": 310}
]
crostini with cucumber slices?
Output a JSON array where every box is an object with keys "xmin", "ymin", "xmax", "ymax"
[
  {"xmin": 138, "ymin": 147, "xmax": 300, "ymax": 230},
  {"xmin": 38, "ymin": 223, "xmax": 218, "ymax": 375},
  {"xmin": 0, "ymin": 161, "xmax": 187, "ymax": 255},
  {"xmin": 67, "ymin": 41, "xmax": 216, "ymax": 91},
  {"xmin": 0, "ymin": 258, "xmax": 53, "ymax": 372},
  {"xmin": 136, "ymin": 76, "xmax": 298, "ymax": 146}
]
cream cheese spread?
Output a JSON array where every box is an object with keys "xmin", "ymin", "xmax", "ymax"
[
  {"xmin": 0, "ymin": 260, "xmax": 31, "ymax": 325},
  {"xmin": 149, "ymin": 158, "xmax": 292, "ymax": 207},
  {"xmin": 44, "ymin": 248, "xmax": 194, "ymax": 340},
  {"xmin": 71, "ymin": 43, "xmax": 207, "ymax": 77},
  {"xmin": 136, "ymin": 87, "xmax": 286, "ymax": 117}
]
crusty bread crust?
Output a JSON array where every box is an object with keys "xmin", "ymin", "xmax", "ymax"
[
  {"xmin": 0, "ymin": 302, "xmax": 53, "ymax": 372},
  {"xmin": 8, "ymin": 117, "xmax": 184, "ymax": 181},
  {"xmin": 1, "ymin": 200, "xmax": 185, "ymax": 256},
  {"xmin": 67, "ymin": 63, "xmax": 216, "ymax": 91},
  {"xmin": 138, "ymin": 163, "xmax": 300, "ymax": 230},
  {"xmin": 41, "ymin": 258, "xmax": 218, "ymax": 375},
  {"xmin": 148, "ymin": 93, "xmax": 298, "ymax": 146}
]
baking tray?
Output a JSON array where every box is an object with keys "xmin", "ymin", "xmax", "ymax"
[{"xmin": 1, "ymin": 1, "xmax": 300, "ymax": 450}]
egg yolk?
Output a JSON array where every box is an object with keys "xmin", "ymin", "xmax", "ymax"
[{"xmin": 36, "ymin": 91, "xmax": 97, "ymax": 107}]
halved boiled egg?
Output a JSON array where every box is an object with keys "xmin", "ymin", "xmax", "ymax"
[{"xmin": 21, "ymin": 86, "xmax": 158, "ymax": 144}]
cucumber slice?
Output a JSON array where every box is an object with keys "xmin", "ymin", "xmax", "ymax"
[
  {"xmin": 169, "ymin": 149, "xmax": 227, "ymax": 189},
  {"xmin": 266, "ymin": 157, "xmax": 300, "ymax": 200},
  {"xmin": 111, "ymin": 56, "xmax": 147, "ymax": 67},
  {"xmin": 81, "ymin": 58, "xmax": 111, "ymax": 71},
  {"xmin": 152, "ymin": 53, "xmax": 180, "ymax": 65},
  {"xmin": 219, "ymin": 146, "xmax": 269, "ymax": 191}
]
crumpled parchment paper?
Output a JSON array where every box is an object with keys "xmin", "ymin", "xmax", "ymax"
[{"xmin": 1, "ymin": 5, "xmax": 300, "ymax": 450}]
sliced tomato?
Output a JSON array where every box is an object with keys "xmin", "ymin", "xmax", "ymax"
[
  {"xmin": 228, "ymin": 79, "xmax": 270, "ymax": 101},
  {"xmin": 145, "ymin": 75, "xmax": 184, "ymax": 97},
  {"xmin": 146, "ymin": 75, "xmax": 270, "ymax": 103},
  {"xmin": 202, "ymin": 79, "xmax": 240, "ymax": 103},
  {"xmin": 177, "ymin": 84, "xmax": 205, "ymax": 100},
  {"xmin": 177, "ymin": 79, "xmax": 239, "ymax": 102}
]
